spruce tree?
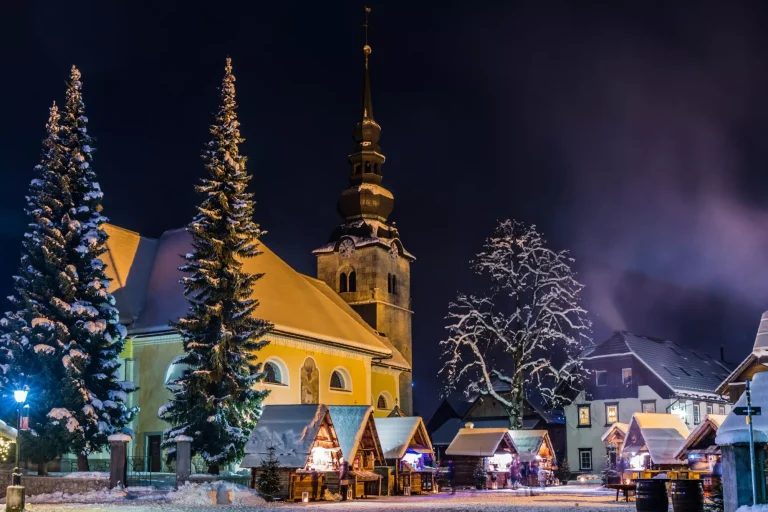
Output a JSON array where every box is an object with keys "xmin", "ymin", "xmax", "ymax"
[
  {"xmin": 160, "ymin": 58, "xmax": 272, "ymax": 474},
  {"xmin": 0, "ymin": 102, "xmax": 76, "ymax": 474},
  {"xmin": 56, "ymin": 65, "xmax": 137, "ymax": 470},
  {"xmin": 257, "ymin": 446, "xmax": 281, "ymax": 500}
]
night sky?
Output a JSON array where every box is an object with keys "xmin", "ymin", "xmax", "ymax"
[{"xmin": 3, "ymin": 1, "xmax": 768, "ymax": 419}]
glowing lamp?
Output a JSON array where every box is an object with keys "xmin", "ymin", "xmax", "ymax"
[
  {"xmin": 302, "ymin": 491, "xmax": 309, "ymax": 503},
  {"xmin": 13, "ymin": 390, "xmax": 27, "ymax": 404},
  {"xmin": 625, "ymin": 478, "xmax": 631, "ymax": 484},
  {"xmin": 535, "ymin": 455, "xmax": 542, "ymax": 460}
]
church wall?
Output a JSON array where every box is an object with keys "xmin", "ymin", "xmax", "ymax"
[{"xmin": 371, "ymin": 368, "xmax": 401, "ymax": 418}]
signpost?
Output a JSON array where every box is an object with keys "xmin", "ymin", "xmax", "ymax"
[
  {"xmin": 734, "ymin": 406, "xmax": 762, "ymax": 416},
  {"xmin": 746, "ymin": 380, "xmax": 758, "ymax": 506}
]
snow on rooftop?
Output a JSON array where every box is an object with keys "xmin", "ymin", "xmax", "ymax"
[
  {"xmin": 508, "ymin": 430, "xmax": 553, "ymax": 462},
  {"xmin": 600, "ymin": 423, "xmax": 629, "ymax": 443},
  {"xmin": 445, "ymin": 427, "xmax": 515, "ymax": 457},
  {"xmin": 328, "ymin": 405, "xmax": 374, "ymax": 463},
  {"xmin": 674, "ymin": 414, "xmax": 726, "ymax": 460},
  {"xmin": 621, "ymin": 413, "xmax": 689, "ymax": 465},
  {"xmin": 374, "ymin": 417, "xmax": 432, "ymax": 460},
  {"xmin": 717, "ymin": 371, "xmax": 768, "ymax": 446}
]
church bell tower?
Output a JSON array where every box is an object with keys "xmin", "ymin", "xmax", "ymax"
[{"xmin": 313, "ymin": 13, "xmax": 415, "ymax": 414}]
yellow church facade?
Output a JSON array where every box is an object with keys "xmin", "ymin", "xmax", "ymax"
[{"xmin": 98, "ymin": 35, "xmax": 414, "ymax": 464}]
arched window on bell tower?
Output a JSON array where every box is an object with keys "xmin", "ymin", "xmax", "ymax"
[
  {"xmin": 349, "ymin": 271, "xmax": 357, "ymax": 292},
  {"xmin": 340, "ymin": 272, "xmax": 348, "ymax": 293},
  {"xmin": 388, "ymin": 273, "xmax": 398, "ymax": 295},
  {"xmin": 365, "ymin": 161, "xmax": 372, "ymax": 174}
]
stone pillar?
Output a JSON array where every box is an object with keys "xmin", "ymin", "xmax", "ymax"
[
  {"xmin": 721, "ymin": 444, "xmax": 767, "ymax": 512},
  {"xmin": 108, "ymin": 434, "xmax": 131, "ymax": 489},
  {"xmin": 6, "ymin": 485, "xmax": 24, "ymax": 512},
  {"xmin": 175, "ymin": 436, "xmax": 193, "ymax": 488}
]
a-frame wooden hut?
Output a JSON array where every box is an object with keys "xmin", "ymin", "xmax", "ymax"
[
  {"xmin": 328, "ymin": 405, "xmax": 384, "ymax": 498},
  {"xmin": 445, "ymin": 425, "xmax": 517, "ymax": 488},
  {"xmin": 242, "ymin": 404, "xmax": 341, "ymax": 501},
  {"xmin": 374, "ymin": 416, "xmax": 435, "ymax": 495}
]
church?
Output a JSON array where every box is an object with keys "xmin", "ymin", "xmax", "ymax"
[{"xmin": 101, "ymin": 40, "xmax": 415, "ymax": 465}]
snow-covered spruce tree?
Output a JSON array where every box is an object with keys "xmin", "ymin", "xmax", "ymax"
[
  {"xmin": 0, "ymin": 102, "xmax": 77, "ymax": 474},
  {"xmin": 439, "ymin": 219, "xmax": 591, "ymax": 429},
  {"xmin": 48, "ymin": 66, "xmax": 135, "ymax": 470},
  {"xmin": 257, "ymin": 445, "xmax": 281, "ymax": 501},
  {"xmin": 159, "ymin": 58, "xmax": 272, "ymax": 474}
]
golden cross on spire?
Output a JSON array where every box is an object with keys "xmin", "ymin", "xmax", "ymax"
[{"xmin": 363, "ymin": 6, "xmax": 371, "ymax": 46}]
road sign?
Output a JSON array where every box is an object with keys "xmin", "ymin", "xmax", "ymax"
[{"xmin": 734, "ymin": 406, "xmax": 762, "ymax": 416}]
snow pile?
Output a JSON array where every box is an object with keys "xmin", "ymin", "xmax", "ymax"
[
  {"xmin": 717, "ymin": 371, "xmax": 768, "ymax": 446},
  {"xmin": 167, "ymin": 481, "xmax": 264, "ymax": 506},
  {"xmin": 737, "ymin": 506, "xmax": 768, "ymax": 512},
  {"xmin": 61, "ymin": 471, "xmax": 109, "ymax": 479},
  {"xmin": 24, "ymin": 487, "xmax": 125, "ymax": 504}
]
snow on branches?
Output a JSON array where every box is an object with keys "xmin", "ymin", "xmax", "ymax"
[
  {"xmin": 440, "ymin": 219, "xmax": 591, "ymax": 428},
  {"xmin": 160, "ymin": 58, "xmax": 272, "ymax": 474}
]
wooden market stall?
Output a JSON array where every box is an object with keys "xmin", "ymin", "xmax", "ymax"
[
  {"xmin": 674, "ymin": 414, "xmax": 725, "ymax": 490},
  {"xmin": 508, "ymin": 430, "xmax": 557, "ymax": 487},
  {"xmin": 444, "ymin": 424, "xmax": 517, "ymax": 489},
  {"xmin": 374, "ymin": 416, "xmax": 435, "ymax": 495},
  {"xmin": 620, "ymin": 412, "xmax": 690, "ymax": 482},
  {"xmin": 327, "ymin": 405, "xmax": 384, "ymax": 499},
  {"xmin": 601, "ymin": 422, "xmax": 629, "ymax": 484},
  {"xmin": 242, "ymin": 404, "xmax": 341, "ymax": 501}
]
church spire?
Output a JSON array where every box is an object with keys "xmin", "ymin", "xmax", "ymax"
[{"xmin": 361, "ymin": 6, "xmax": 374, "ymax": 122}]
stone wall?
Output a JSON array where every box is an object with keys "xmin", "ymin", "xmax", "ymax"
[{"xmin": 0, "ymin": 473, "xmax": 108, "ymax": 498}]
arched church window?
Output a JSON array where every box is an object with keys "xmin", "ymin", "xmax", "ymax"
[
  {"xmin": 339, "ymin": 272, "xmax": 348, "ymax": 293},
  {"xmin": 164, "ymin": 362, "xmax": 191, "ymax": 390},
  {"xmin": 330, "ymin": 371, "xmax": 345, "ymax": 390},
  {"xmin": 348, "ymin": 271, "xmax": 357, "ymax": 292},
  {"xmin": 377, "ymin": 393, "xmax": 390, "ymax": 410},
  {"xmin": 365, "ymin": 161, "xmax": 372, "ymax": 174},
  {"xmin": 264, "ymin": 362, "xmax": 281, "ymax": 384}
]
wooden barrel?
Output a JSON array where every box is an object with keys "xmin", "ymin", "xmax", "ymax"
[
  {"xmin": 670, "ymin": 479, "xmax": 704, "ymax": 512},
  {"xmin": 636, "ymin": 479, "xmax": 668, "ymax": 512}
]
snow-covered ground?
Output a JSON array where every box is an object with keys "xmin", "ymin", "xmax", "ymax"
[{"xmin": 13, "ymin": 484, "xmax": 637, "ymax": 511}]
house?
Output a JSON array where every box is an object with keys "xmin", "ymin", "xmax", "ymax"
[
  {"xmin": 620, "ymin": 412, "xmax": 689, "ymax": 476},
  {"xmin": 241, "ymin": 404, "xmax": 341, "ymax": 501},
  {"xmin": 717, "ymin": 311, "xmax": 768, "ymax": 403},
  {"xmin": 564, "ymin": 331, "xmax": 733, "ymax": 475},
  {"xmin": 374, "ymin": 417, "xmax": 435, "ymax": 495},
  {"xmin": 444, "ymin": 425, "xmax": 516, "ymax": 488}
]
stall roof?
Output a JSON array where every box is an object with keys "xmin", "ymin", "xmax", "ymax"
[
  {"xmin": 621, "ymin": 413, "xmax": 689, "ymax": 465},
  {"xmin": 241, "ymin": 404, "xmax": 337, "ymax": 468},
  {"xmin": 673, "ymin": 414, "xmax": 725, "ymax": 460},
  {"xmin": 328, "ymin": 405, "xmax": 383, "ymax": 464},
  {"xmin": 374, "ymin": 417, "xmax": 433, "ymax": 460},
  {"xmin": 508, "ymin": 430, "xmax": 555, "ymax": 463},
  {"xmin": 445, "ymin": 427, "xmax": 515, "ymax": 457},
  {"xmin": 601, "ymin": 422, "xmax": 629, "ymax": 443},
  {"xmin": 717, "ymin": 371, "xmax": 768, "ymax": 446}
]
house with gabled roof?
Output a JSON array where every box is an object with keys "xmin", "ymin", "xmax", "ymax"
[
  {"xmin": 564, "ymin": 331, "xmax": 733, "ymax": 475},
  {"xmin": 716, "ymin": 311, "xmax": 768, "ymax": 403}
]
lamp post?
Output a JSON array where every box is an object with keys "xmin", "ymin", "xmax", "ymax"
[{"xmin": 12, "ymin": 390, "xmax": 27, "ymax": 484}]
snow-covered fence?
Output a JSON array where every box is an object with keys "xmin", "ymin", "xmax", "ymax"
[{"xmin": 0, "ymin": 473, "xmax": 108, "ymax": 498}]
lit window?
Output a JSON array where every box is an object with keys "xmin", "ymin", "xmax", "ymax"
[
  {"xmin": 605, "ymin": 404, "xmax": 618, "ymax": 425},
  {"xmin": 579, "ymin": 449, "xmax": 592, "ymax": 471},
  {"xmin": 596, "ymin": 371, "xmax": 607, "ymax": 386},
  {"xmin": 706, "ymin": 404, "xmax": 713, "ymax": 416},
  {"xmin": 622, "ymin": 368, "xmax": 632, "ymax": 385},
  {"xmin": 719, "ymin": 405, "xmax": 725, "ymax": 415},
  {"xmin": 330, "ymin": 371, "xmax": 346, "ymax": 390},
  {"xmin": 578, "ymin": 405, "xmax": 591, "ymax": 427},
  {"xmin": 642, "ymin": 401, "xmax": 656, "ymax": 413},
  {"xmin": 377, "ymin": 394, "xmax": 389, "ymax": 410},
  {"xmin": 264, "ymin": 362, "xmax": 282, "ymax": 384},
  {"xmin": 693, "ymin": 404, "xmax": 700, "ymax": 424}
]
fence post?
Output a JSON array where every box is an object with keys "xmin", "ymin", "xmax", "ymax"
[
  {"xmin": 176, "ymin": 436, "xmax": 193, "ymax": 488},
  {"xmin": 108, "ymin": 434, "xmax": 131, "ymax": 489}
]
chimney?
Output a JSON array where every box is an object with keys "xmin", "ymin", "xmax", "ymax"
[{"xmin": 465, "ymin": 422, "xmax": 474, "ymax": 429}]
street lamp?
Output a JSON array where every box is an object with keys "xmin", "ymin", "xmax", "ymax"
[{"xmin": 13, "ymin": 390, "xmax": 27, "ymax": 484}]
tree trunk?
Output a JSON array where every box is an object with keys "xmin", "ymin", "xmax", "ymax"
[
  {"xmin": 208, "ymin": 463, "xmax": 220, "ymax": 475},
  {"xmin": 77, "ymin": 453, "xmax": 89, "ymax": 472},
  {"xmin": 37, "ymin": 461, "xmax": 48, "ymax": 476},
  {"xmin": 507, "ymin": 369, "xmax": 524, "ymax": 430}
]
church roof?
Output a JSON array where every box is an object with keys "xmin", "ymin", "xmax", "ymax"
[{"xmin": 101, "ymin": 224, "xmax": 410, "ymax": 369}]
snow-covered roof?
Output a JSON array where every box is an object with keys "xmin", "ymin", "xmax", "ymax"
[
  {"xmin": 328, "ymin": 405, "xmax": 383, "ymax": 464},
  {"xmin": 508, "ymin": 430, "xmax": 555, "ymax": 463},
  {"xmin": 583, "ymin": 331, "xmax": 732, "ymax": 397},
  {"xmin": 675, "ymin": 414, "xmax": 726, "ymax": 460},
  {"xmin": 106, "ymin": 225, "xmax": 408, "ymax": 370},
  {"xmin": 101, "ymin": 224, "xmax": 158, "ymax": 325},
  {"xmin": 620, "ymin": 413, "xmax": 690, "ymax": 465},
  {"xmin": 716, "ymin": 311, "xmax": 768, "ymax": 395},
  {"xmin": 445, "ymin": 427, "xmax": 515, "ymax": 457},
  {"xmin": 241, "ymin": 404, "xmax": 338, "ymax": 468},
  {"xmin": 374, "ymin": 417, "xmax": 433, "ymax": 460},
  {"xmin": 601, "ymin": 422, "xmax": 629, "ymax": 443},
  {"xmin": 0, "ymin": 419, "xmax": 17, "ymax": 440},
  {"xmin": 717, "ymin": 371, "xmax": 768, "ymax": 446}
]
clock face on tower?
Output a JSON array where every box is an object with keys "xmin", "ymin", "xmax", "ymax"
[
  {"xmin": 339, "ymin": 239, "xmax": 356, "ymax": 258},
  {"xmin": 389, "ymin": 242, "xmax": 399, "ymax": 260}
]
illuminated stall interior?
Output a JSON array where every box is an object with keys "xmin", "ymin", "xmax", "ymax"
[
  {"xmin": 375, "ymin": 416, "xmax": 435, "ymax": 495},
  {"xmin": 444, "ymin": 424, "xmax": 517, "ymax": 488},
  {"xmin": 508, "ymin": 429, "xmax": 556, "ymax": 485},
  {"xmin": 328, "ymin": 405, "xmax": 384, "ymax": 498},
  {"xmin": 674, "ymin": 414, "xmax": 726, "ymax": 490},
  {"xmin": 601, "ymin": 422, "xmax": 628, "ymax": 483},
  {"xmin": 242, "ymin": 404, "xmax": 341, "ymax": 501},
  {"xmin": 620, "ymin": 412, "xmax": 689, "ymax": 481}
]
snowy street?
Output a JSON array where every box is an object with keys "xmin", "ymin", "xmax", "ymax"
[{"xmin": 16, "ymin": 487, "xmax": 636, "ymax": 512}]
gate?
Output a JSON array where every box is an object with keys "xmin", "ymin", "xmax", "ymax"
[{"xmin": 127, "ymin": 456, "xmax": 154, "ymax": 487}]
